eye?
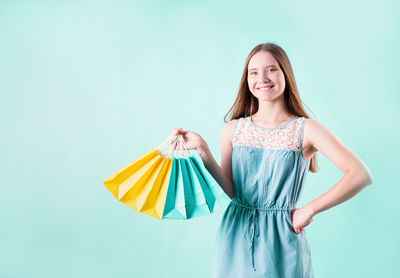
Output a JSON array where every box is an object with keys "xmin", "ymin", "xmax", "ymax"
[{"xmin": 249, "ymin": 72, "xmax": 256, "ymax": 75}]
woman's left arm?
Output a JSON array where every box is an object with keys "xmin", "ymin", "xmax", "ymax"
[{"xmin": 304, "ymin": 118, "xmax": 374, "ymax": 217}]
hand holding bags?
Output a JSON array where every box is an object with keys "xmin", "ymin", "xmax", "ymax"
[{"xmin": 103, "ymin": 134, "xmax": 230, "ymax": 220}]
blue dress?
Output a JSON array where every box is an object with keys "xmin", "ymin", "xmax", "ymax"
[{"xmin": 211, "ymin": 116, "xmax": 314, "ymax": 278}]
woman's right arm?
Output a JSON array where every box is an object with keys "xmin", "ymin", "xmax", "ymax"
[{"xmin": 196, "ymin": 120, "xmax": 237, "ymax": 199}]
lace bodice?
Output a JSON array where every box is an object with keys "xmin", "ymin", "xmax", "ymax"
[{"xmin": 232, "ymin": 116, "xmax": 307, "ymax": 152}]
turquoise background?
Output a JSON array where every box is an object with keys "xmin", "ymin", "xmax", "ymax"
[{"xmin": 1, "ymin": 0, "xmax": 399, "ymax": 277}]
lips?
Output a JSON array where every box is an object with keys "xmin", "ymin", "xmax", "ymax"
[{"xmin": 257, "ymin": 85, "xmax": 274, "ymax": 91}]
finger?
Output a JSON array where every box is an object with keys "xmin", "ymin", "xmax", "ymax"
[
  {"xmin": 172, "ymin": 128, "xmax": 185, "ymax": 138},
  {"xmin": 175, "ymin": 129, "xmax": 186, "ymax": 136},
  {"xmin": 176, "ymin": 128, "xmax": 183, "ymax": 135},
  {"xmin": 170, "ymin": 128, "xmax": 180, "ymax": 136},
  {"xmin": 304, "ymin": 220, "xmax": 313, "ymax": 227}
]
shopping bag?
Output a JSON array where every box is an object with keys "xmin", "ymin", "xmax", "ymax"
[{"xmin": 103, "ymin": 133, "xmax": 230, "ymax": 220}]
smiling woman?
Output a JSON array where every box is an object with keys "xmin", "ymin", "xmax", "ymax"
[{"xmin": 170, "ymin": 42, "xmax": 373, "ymax": 278}]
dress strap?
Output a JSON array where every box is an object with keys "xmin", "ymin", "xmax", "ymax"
[
  {"xmin": 231, "ymin": 118, "xmax": 241, "ymax": 144},
  {"xmin": 300, "ymin": 117, "xmax": 307, "ymax": 153}
]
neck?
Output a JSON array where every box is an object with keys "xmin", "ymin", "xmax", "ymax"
[{"xmin": 252, "ymin": 98, "xmax": 291, "ymax": 123}]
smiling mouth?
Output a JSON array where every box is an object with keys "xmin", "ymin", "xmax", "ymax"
[{"xmin": 257, "ymin": 85, "xmax": 274, "ymax": 91}]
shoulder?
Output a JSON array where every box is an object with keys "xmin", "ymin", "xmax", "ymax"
[
  {"xmin": 303, "ymin": 117, "xmax": 339, "ymax": 149},
  {"xmin": 221, "ymin": 118, "xmax": 240, "ymax": 145},
  {"xmin": 303, "ymin": 118, "xmax": 333, "ymax": 135},
  {"xmin": 223, "ymin": 118, "xmax": 239, "ymax": 131}
]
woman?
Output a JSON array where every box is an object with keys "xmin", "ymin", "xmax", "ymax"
[{"xmin": 170, "ymin": 42, "xmax": 373, "ymax": 277}]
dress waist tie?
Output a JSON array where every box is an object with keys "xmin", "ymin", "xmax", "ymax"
[{"xmin": 231, "ymin": 199, "xmax": 294, "ymax": 272}]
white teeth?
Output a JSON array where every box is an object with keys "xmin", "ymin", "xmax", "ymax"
[{"xmin": 258, "ymin": 85, "xmax": 273, "ymax": 90}]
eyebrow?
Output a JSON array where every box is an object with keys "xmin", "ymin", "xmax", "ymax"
[{"xmin": 248, "ymin": 65, "xmax": 277, "ymax": 71}]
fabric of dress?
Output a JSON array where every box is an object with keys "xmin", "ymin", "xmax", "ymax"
[{"xmin": 211, "ymin": 115, "xmax": 314, "ymax": 278}]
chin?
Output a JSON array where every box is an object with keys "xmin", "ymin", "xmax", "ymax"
[
  {"xmin": 255, "ymin": 94, "xmax": 279, "ymax": 102},
  {"xmin": 256, "ymin": 91, "xmax": 284, "ymax": 102}
]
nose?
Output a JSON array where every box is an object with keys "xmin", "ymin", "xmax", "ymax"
[{"xmin": 257, "ymin": 71, "xmax": 270, "ymax": 83}]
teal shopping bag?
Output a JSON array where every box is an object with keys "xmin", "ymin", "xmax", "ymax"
[
  {"xmin": 181, "ymin": 156, "xmax": 211, "ymax": 218},
  {"xmin": 188, "ymin": 156, "xmax": 231, "ymax": 213},
  {"xmin": 163, "ymin": 158, "xmax": 187, "ymax": 219}
]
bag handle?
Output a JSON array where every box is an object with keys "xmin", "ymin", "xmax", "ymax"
[{"xmin": 156, "ymin": 134, "xmax": 191, "ymax": 158}]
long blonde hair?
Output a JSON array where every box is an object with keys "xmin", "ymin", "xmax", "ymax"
[{"xmin": 224, "ymin": 42, "xmax": 319, "ymax": 172}]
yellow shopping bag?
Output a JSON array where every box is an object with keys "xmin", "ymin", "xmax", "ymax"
[{"xmin": 103, "ymin": 134, "xmax": 230, "ymax": 220}]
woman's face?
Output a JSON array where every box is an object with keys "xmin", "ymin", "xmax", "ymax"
[{"xmin": 247, "ymin": 51, "xmax": 286, "ymax": 102}]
